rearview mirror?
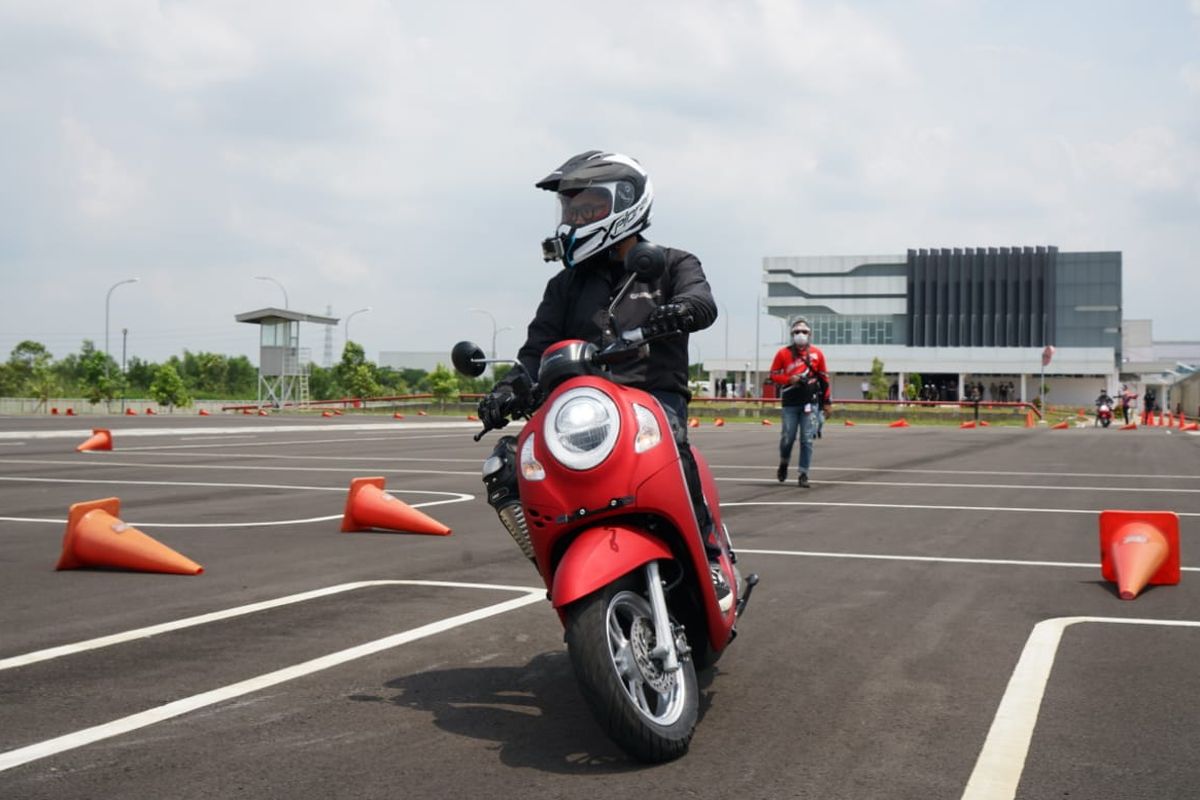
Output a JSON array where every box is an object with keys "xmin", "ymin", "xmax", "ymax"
[
  {"xmin": 624, "ymin": 241, "xmax": 665, "ymax": 283},
  {"xmin": 451, "ymin": 341, "xmax": 487, "ymax": 377}
]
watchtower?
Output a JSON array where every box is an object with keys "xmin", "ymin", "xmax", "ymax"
[{"xmin": 235, "ymin": 307, "xmax": 339, "ymax": 407}]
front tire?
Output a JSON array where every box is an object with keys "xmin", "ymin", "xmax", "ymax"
[{"xmin": 564, "ymin": 575, "xmax": 698, "ymax": 762}]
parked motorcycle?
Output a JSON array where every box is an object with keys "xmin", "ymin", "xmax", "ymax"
[{"xmin": 451, "ymin": 243, "xmax": 757, "ymax": 762}]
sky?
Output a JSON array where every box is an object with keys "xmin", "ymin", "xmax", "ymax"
[{"xmin": 1, "ymin": 0, "xmax": 1197, "ymax": 370}]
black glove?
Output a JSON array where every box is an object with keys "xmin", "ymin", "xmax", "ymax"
[
  {"xmin": 646, "ymin": 302, "xmax": 695, "ymax": 335},
  {"xmin": 478, "ymin": 384, "xmax": 521, "ymax": 430}
]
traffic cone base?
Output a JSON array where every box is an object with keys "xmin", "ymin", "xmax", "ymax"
[
  {"xmin": 393, "ymin": 412, "xmax": 405, "ymax": 419},
  {"xmin": 322, "ymin": 410, "xmax": 333, "ymax": 418},
  {"xmin": 198, "ymin": 409, "xmax": 210, "ymax": 416},
  {"xmin": 125, "ymin": 408, "xmax": 137, "ymax": 416},
  {"xmin": 714, "ymin": 418, "xmax": 725, "ymax": 427},
  {"xmin": 761, "ymin": 418, "xmax": 773, "ymax": 425},
  {"xmin": 1099, "ymin": 511, "xmax": 1180, "ymax": 600},
  {"xmin": 77, "ymin": 428, "xmax": 113, "ymax": 453},
  {"xmin": 960, "ymin": 421, "xmax": 976, "ymax": 429},
  {"xmin": 1051, "ymin": 420, "xmax": 1069, "ymax": 430},
  {"xmin": 844, "ymin": 419, "xmax": 856, "ymax": 426},
  {"xmin": 1184, "ymin": 422, "xmax": 1199, "ymax": 432},
  {"xmin": 57, "ymin": 497, "xmax": 203, "ymax": 575},
  {"xmin": 687, "ymin": 417, "xmax": 699, "ymax": 428},
  {"xmin": 341, "ymin": 477, "xmax": 452, "ymax": 536},
  {"xmin": 888, "ymin": 418, "xmax": 909, "ymax": 428},
  {"xmin": 1120, "ymin": 422, "xmax": 1137, "ymax": 431}
]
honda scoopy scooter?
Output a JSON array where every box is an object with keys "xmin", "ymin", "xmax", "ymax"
[{"xmin": 451, "ymin": 243, "xmax": 756, "ymax": 762}]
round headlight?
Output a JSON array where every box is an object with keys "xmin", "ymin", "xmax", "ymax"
[{"xmin": 543, "ymin": 387, "xmax": 620, "ymax": 470}]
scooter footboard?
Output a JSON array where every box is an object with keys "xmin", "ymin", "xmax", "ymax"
[{"xmin": 551, "ymin": 525, "xmax": 673, "ymax": 609}]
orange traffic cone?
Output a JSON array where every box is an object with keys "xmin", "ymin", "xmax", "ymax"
[
  {"xmin": 714, "ymin": 418, "xmax": 725, "ymax": 427},
  {"xmin": 198, "ymin": 409, "xmax": 210, "ymax": 416},
  {"xmin": 65, "ymin": 408, "xmax": 76, "ymax": 416},
  {"xmin": 258, "ymin": 409, "xmax": 269, "ymax": 416},
  {"xmin": 56, "ymin": 498, "xmax": 203, "ymax": 575},
  {"xmin": 1184, "ymin": 422, "xmax": 1199, "ymax": 432},
  {"xmin": 467, "ymin": 414, "xmax": 479, "ymax": 421},
  {"xmin": 1120, "ymin": 422, "xmax": 1137, "ymax": 431},
  {"xmin": 145, "ymin": 408, "xmax": 156, "ymax": 415},
  {"xmin": 888, "ymin": 419, "xmax": 909, "ymax": 428},
  {"xmin": 1024, "ymin": 411, "xmax": 1035, "ymax": 428},
  {"xmin": 340, "ymin": 477, "xmax": 451, "ymax": 535},
  {"xmin": 51, "ymin": 407, "xmax": 59, "ymax": 415},
  {"xmin": 1179, "ymin": 414, "xmax": 1187, "ymax": 430},
  {"xmin": 393, "ymin": 412, "xmax": 405, "ymax": 419},
  {"xmin": 334, "ymin": 410, "xmax": 344, "ymax": 416},
  {"xmin": 960, "ymin": 421, "xmax": 976, "ymax": 429},
  {"xmin": 1099, "ymin": 510, "xmax": 1180, "ymax": 600},
  {"xmin": 125, "ymin": 408, "xmax": 137, "ymax": 416},
  {"xmin": 1050, "ymin": 420, "xmax": 1069, "ymax": 430},
  {"xmin": 761, "ymin": 418, "xmax": 773, "ymax": 426},
  {"xmin": 418, "ymin": 410, "xmax": 427, "ymax": 416},
  {"xmin": 76, "ymin": 428, "xmax": 113, "ymax": 452},
  {"xmin": 321, "ymin": 410, "xmax": 333, "ymax": 418},
  {"xmin": 843, "ymin": 419, "xmax": 856, "ymax": 426},
  {"xmin": 687, "ymin": 417, "xmax": 699, "ymax": 428},
  {"xmin": 979, "ymin": 420, "xmax": 991, "ymax": 427}
]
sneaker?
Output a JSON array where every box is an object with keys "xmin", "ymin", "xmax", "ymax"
[
  {"xmin": 710, "ymin": 563, "xmax": 733, "ymax": 614},
  {"xmin": 776, "ymin": 462, "xmax": 788, "ymax": 483},
  {"xmin": 798, "ymin": 472, "xmax": 810, "ymax": 488}
]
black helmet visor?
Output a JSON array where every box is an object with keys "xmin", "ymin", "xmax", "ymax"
[{"xmin": 558, "ymin": 187, "xmax": 612, "ymax": 227}]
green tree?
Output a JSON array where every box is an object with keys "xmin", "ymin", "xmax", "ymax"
[
  {"xmin": 0, "ymin": 363, "xmax": 17, "ymax": 396},
  {"xmin": 427, "ymin": 363, "xmax": 459, "ymax": 408},
  {"xmin": 906, "ymin": 371, "xmax": 923, "ymax": 401},
  {"xmin": 78, "ymin": 345, "xmax": 118, "ymax": 405},
  {"xmin": 125, "ymin": 357, "xmax": 156, "ymax": 395},
  {"xmin": 149, "ymin": 363, "xmax": 192, "ymax": 410},
  {"xmin": 8, "ymin": 340, "xmax": 53, "ymax": 390},
  {"xmin": 307, "ymin": 363, "xmax": 337, "ymax": 401},
  {"xmin": 345, "ymin": 363, "xmax": 382, "ymax": 399},
  {"xmin": 225, "ymin": 355, "xmax": 257, "ymax": 398},
  {"xmin": 868, "ymin": 358, "xmax": 890, "ymax": 400}
]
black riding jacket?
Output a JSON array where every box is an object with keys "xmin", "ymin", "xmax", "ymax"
[{"xmin": 516, "ymin": 242, "xmax": 717, "ymax": 400}]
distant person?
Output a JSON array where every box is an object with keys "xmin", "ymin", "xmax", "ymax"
[
  {"xmin": 769, "ymin": 316, "xmax": 830, "ymax": 488},
  {"xmin": 1144, "ymin": 387, "xmax": 1157, "ymax": 422},
  {"xmin": 860, "ymin": 378, "xmax": 869, "ymax": 399},
  {"xmin": 1119, "ymin": 384, "xmax": 1134, "ymax": 425}
]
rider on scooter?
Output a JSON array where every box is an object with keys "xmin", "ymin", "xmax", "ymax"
[{"xmin": 477, "ymin": 150, "xmax": 724, "ymax": 587}]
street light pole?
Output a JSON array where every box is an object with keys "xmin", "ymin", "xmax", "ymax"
[
  {"xmin": 254, "ymin": 276, "xmax": 289, "ymax": 309},
  {"xmin": 105, "ymin": 278, "xmax": 139, "ymax": 379},
  {"xmin": 345, "ymin": 307, "xmax": 372, "ymax": 348}
]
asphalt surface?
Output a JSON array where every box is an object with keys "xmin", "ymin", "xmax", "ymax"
[{"xmin": 1, "ymin": 414, "xmax": 1198, "ymax": 799}]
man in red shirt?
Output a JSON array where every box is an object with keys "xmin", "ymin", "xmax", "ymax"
[{"xmin": 769, "ymin": 317, "xmax": 831, "ymax": 488}]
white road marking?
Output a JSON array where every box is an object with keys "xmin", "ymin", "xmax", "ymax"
[
  {"xmin": 0, "ymin": 421, "xmax": 488, "ymax": 440},
  {"xmin": 736, "ymin": 547, "xmax": 1200, "ymax": 571},
  {"xmin": 960, "ymin": 616, "xmax": 1200, "ymax": 800},
  {"xmin": 0, "ymin": 457, "xmax": 477, "ymax": 477},
  {"xmin": 719, "ymin": 464, "xmax": 1200, "ymax": 481},
  {"xmin": 724, "ymin": 500, "xmax": 1200, "ymax": 518},
  {"xmin": 115, "ymin": 432, "xmax": 471, "ymax": 451},
  {"xmin": 0, "ymin": 581, "xmax": 544, "ymax": 773},
  {"xmin": 0, "ymin": 442, "xmax": 26, "ymax": 446},
  {"xmin": 718, "ymin": 477, "xmax": 1200, "ymax": 494},
  {"xmin": 0, "ymin": 579, "xmax": 539, "ymax": 671},
  {"xmin": 0, "ymin": 476, "xmax": 472, "ymax": 527}
]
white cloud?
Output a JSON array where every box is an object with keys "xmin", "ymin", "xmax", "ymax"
[
  {"xmin": 59, "ymin": 116, "xmax": 145, "ymax": 221},
  {"xmin": 1182, "ymin": 64, "xmax": 1200, "ymax": 93}
]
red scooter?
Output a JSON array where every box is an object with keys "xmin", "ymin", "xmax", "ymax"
[
  {"xmin": 451, "ymin": 245, "xmax": 756, "ymax": 762},
  {"xmin": 1096, "ymin": 400, "xmax": 1113, "ymax": 428}
]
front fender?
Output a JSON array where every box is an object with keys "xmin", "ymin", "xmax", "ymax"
[{"xmin": 551, "ymin": 525, "xmax": 673, "ymax": 609}]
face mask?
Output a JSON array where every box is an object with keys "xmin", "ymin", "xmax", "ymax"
[{"xmin": 793, "ymin": 332, "xmax": 809, "ymax": 347}]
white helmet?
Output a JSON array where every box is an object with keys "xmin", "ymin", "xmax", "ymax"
[{"xmin": 537, "ymin": 150, "xmax": 653, "ymax": 268}]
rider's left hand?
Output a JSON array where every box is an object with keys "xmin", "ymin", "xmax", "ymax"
[{"xmin": 646, "ymin": 302, "xmax": 695, "ymax": 334}]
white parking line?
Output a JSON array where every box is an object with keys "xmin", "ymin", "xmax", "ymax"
[
  {"xmin": 721, "ymin": 464, "xmax": 1200, "ymax": 481},
  {"xmin": 0, "ymin": 476, "xmax": 472, "ymax": 527},
  {"xmin": 0, "ymin": 457, "xmax": 477, "ymax": 477},
  {"xmin": 960, "ymin": 616, "xmax": 1200, "ymax": 800},
  {"xmin": 0, "ymin": 581, "xmax": 544, "ymax": 773},
  {"xmin": 719, "ymin": 477, "xmax": 1200, "ymax": 494},
  {"xmin": 725, "ymin": 500, "xmax": 1200, "ymax": 517},
  {"xmin": 0, "ymin": 422, "xmax": 486, "ymax": 440},
  {"xmin": 737, "ymin": 547, "xmax": 1200, "ymax": 571}
]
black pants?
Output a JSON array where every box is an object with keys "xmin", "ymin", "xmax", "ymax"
[{"xmin": 650, "ymin": 390, "xmax": 717, "ymax": 554}]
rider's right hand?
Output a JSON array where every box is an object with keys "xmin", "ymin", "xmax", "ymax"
[{"xmin": 478, "ymin": 385, "xmax": 520, "ymax": 430}]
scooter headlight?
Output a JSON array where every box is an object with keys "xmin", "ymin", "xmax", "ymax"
[{"xmin": 543, "ymin": 387, "xmax": 620, "ymax": 470}]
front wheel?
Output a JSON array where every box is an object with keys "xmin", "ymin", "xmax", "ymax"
[{"xmin": 564, "ymin": 575, "xmax": 698, "ymax": 762}]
